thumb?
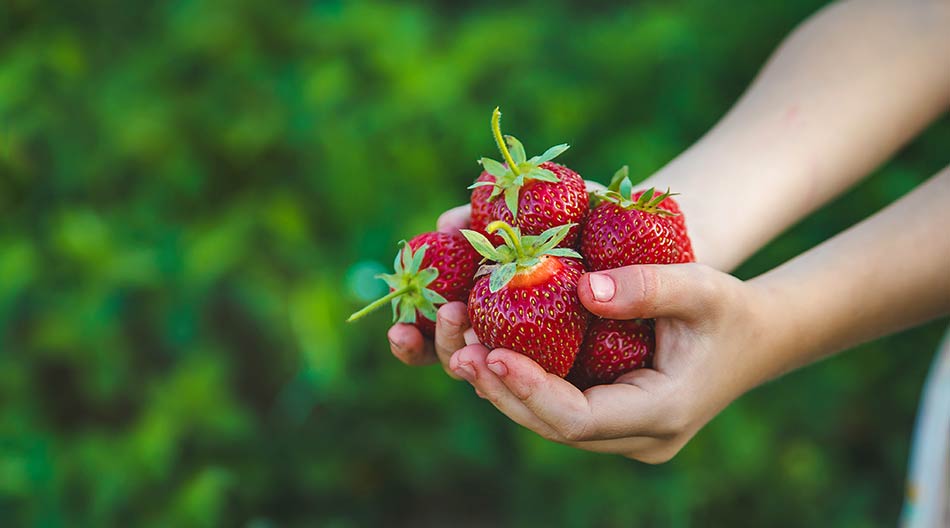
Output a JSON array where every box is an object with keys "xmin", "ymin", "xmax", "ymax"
[{"xmin": 578, "ymin": 263, "xmax": 724, "ymax": 321}]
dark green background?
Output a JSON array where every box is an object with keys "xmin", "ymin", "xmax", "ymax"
[{"xmin": 1, "ymin": 0, "xmax": 947, "ymax": 526}]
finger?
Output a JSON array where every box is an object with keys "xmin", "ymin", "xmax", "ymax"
[
  {"xmin": 435, "ymin": 302, "xmax": 470, "ymax": 379},
  {"xmin": 463, "ymin": 327, "xmax": 480, "ymax": 345},
  {"xmin": 577, "ymin": 263, "xmax": 724, "ymax": 321},
  {"xmin": 436, "ymin": 205, "xmax": 472, "ymax": 233},
  {"xmin": 487, "ymin": 349, "xmax": 672, "ymax": 441},
  {"xmin": 387, "ymin": 324, "xmax": 436, "ymax": 366},
  {"xmin": 450, "ymin": 344, "xmax": 566, "ymax": 442}
]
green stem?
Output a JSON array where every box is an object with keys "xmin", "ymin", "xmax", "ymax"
[
  {"xmin": 486, "ymin": 220, "xmax": 525, "ymax": 258},
  {"xmin": 491, "ymin": 107, "xmax": 520, "ymax": 175},
  {"xmin": 347, "ymin": 285, "xmax": 413, "ymax": 322}
]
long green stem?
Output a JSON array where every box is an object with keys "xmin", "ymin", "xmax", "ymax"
[
  {"xmin": 486, "ymin": 220, "xmax": 525, "ymax": 258},
  {"xmin": 491, "ymin": 107, "xmax": 520, "ymax": 175},
  {"xmin": 347, "ymin": 285, "xmax": 413, "ymax": 322}
]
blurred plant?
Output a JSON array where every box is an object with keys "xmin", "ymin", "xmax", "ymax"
[{"xmin": 0, "ymin": 0, "xmax": 947, "ymax": 526}]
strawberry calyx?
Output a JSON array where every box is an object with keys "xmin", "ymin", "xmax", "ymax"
[
  {"xmin": 468, "ymin": 107, "xmax": 570, "ymax": 219},
  {"xmin": 461, "ymin": 220, "xmax": 582, "ymax": 293},
  {"xmin": 593, "ymin": 165, "xmax": 679, "ymax": 216},
  {"xmin": 346, "ymin": 241, "xmax": 448, "ymax": 325}
]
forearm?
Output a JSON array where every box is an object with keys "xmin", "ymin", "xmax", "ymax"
[
  {"xmin": 641, "ymin": 0, "xmax": 950, "ymax": 271},
  {"xmin": 750, "ymin": 167, "xmax": 950, "ymax": 384}
]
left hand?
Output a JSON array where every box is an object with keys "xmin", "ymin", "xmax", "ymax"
[{"xmin": 449, "ymin": 263, "xmax": 777, "ymax": 463}]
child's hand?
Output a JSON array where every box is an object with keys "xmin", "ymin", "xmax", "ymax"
[{"xmin": 448, "ymin": 263, "xmax": 771, "ymax": 463}]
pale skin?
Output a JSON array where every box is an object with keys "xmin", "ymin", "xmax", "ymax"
[{"xmin": 385, "ymin": 0, "xmax": 950, "ymax": 462}]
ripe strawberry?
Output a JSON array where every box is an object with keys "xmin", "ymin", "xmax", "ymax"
[
  {"xmin": 580, "ymin": 166, "xmax": 691, "ymax": 271},
  {"xmin": 470, "ymin": 107, "xmax": 587, "ymax": 248},
  {"xmin": 568, "ymin": 318, "xmax": 655, "ymax": 390},
  {"xmin": 631, "ymin": 189, "xmax": 693, "ymax": 263},
  {"xmin": 347, "ymin": 231, "xmax": 481, "ymax": 337},
  {"xmin": 462, "ymin": 221, "xmax": 590, "ymax": 377}
]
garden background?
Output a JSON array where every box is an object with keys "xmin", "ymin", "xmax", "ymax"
[{"xmin": 1, "ymin": 0, "xmax": 948, "ymax": 526}]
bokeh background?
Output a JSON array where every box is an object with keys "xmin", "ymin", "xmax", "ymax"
[{"xmin": 2, "ymin": 0, "xmax": 948, "ymax": 526}]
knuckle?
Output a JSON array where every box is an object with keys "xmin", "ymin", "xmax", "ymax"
[{"xmin": 635, "ymin": 265, "xmax": 660, "ymax": 309}]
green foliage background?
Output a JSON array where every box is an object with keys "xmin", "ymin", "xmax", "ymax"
[{"xmin": 1, "ymin": 0, "xmax": 947, "ymax": 526}]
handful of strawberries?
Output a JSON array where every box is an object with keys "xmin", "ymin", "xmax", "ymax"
[{"xmin": 349, "ymin": 108, "xmax": 694, "ymax": 389}]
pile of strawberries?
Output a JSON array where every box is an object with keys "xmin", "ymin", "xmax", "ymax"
[{"xmin": 350, "ymin": 108, "xmax": 693, "ymax": 389}]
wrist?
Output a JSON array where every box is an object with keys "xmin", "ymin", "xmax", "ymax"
[{"xmin": 745, "ymin": 268, "xmax": 832, "ymax": 385}]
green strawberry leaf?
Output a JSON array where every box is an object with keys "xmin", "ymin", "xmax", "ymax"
[
  {"xmin": 495, "ymin": 245, "xmax": 515, "ymax": 262},
  {"xmin": 619, "ymin": 176, "xmax": 633, "ymax": 200},
  {"xmin": 417, "ymin": 300, "xmax": 438, "ymax": 323},
  {"xmin": 529, "ymin": 143, "xmax": 569, "ymax": 164},
  {"xmin": 489, "ymin": 262, "xmax": 517, "ymax": 293},
  {"xmin": 526, "ymin": 167, "xmax": 560, "ymax": 183},
  {"xmin": 409, "ymin": 243, "xmax": 427, "ymax": 273},
  {"xmin": 467, "ymin": 181, "xmax": 496, "ymax": 189},
  {"xmin": 639, "ymin": 188, "xmax": 656, "ymax": 205},
  {"xmin": 479, "ymin": 157, "xmax": 509, "ymax": 178},
  {"xmin": 607, "ymin": 166, "xmax": 628, "ymax": 192},
  {"xmin": 505, "ymin": 135, "xmax": 526, "ymax": 165},
  {"xmin": 376, "ymin": 272, "xmax": 402, "ymax": 290},
  {"xmin": 415, "ymin": 267, "xmax": 438, "ymax": 287},
  {"xmin": 546, "ymin": 247, "xmax": 583, "ymax": 259},
  {"xmin": 532, "ymin": 223, "xmax": 575, "ymax": 255},
  {"xmin": 460, "ymin": 229, "xmax": 501, "ymax": 261},
  {"xmin": 504, "ymin": 185, "xmax": 520, "ymax": 219},
  {"xmin": 393, "ymin": 241, "xmax": 407, "ymax": 273},
  {"xmin": 400, "ymin": 242, "xmax": 413, "ymax": 272},
  {"xmin": 421, "ymin": 287, "xmax": 448, "ymax": 305}
]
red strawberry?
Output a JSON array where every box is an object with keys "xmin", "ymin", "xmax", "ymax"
[
  {"xmin": 631, "ymin": 189, "xmax": 693, "ymax": 263},
  {"xmin": 568, "ymin": 318, "xmax": 655, "ymax": 390},
  {"xmin": 580, "ymin": 166, "xmax": 690, "ymax": 271},
  {"xmin": 462, "ymin": 221, "xmax": 590, "ymax": 377},
  {"xmin": 469, "ymin": 107, "xmax": 587, "ymax": 248},
  {"xmin": 347, "ymin": 231, "xmax": 481, "ymax": 337}
]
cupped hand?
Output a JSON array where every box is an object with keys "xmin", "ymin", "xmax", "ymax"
[{"xmin": 448, "ymin": 263, "xmax": 777, "ymax": 463}]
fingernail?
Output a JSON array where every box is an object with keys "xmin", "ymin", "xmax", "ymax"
[
  {"xmin": 455, "ymin": 363, "xmax": 475, "ymax": 382},
  {"xmin": 486, "ymin": 360, "xmax": 508, "ymax": 378},
  {"xmin": 589, "ymin": 273, "xmax": 615, "ymax": 302}
]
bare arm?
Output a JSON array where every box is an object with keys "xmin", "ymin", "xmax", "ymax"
[
  {"xmin": 644, "ymin": 0, "xmax": 950, "ymax": 271},
  {"xmin": 750, "ymin": 167, "xmax": 950, "ymax": 383}
]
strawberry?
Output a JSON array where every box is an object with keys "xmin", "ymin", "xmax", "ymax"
[
  {"xmin": 568, "ymin": 318, "xmax": 655, "ymax": 390},
  {"xmin": 579, "ymin": 166, "xmax": 691, "ymax": 271},
  {"xmin": 631, "ymin": 189, "xmax": 693, "ymax": 263},
  {"xmin": 347, "ymin": 231, "xmax": 481, "ymax": 337},
  {"xmin": 470, "ymin": 107, "xmax": 587, "ymax": 248},
  {"xmin": 462, "ymin": 221, "xmax": 590, "ymax": 377}
]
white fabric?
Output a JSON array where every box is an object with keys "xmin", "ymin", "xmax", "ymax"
[{"xmin": 900, "ymin": 325, "xmax": 950, "ymax": 528}]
